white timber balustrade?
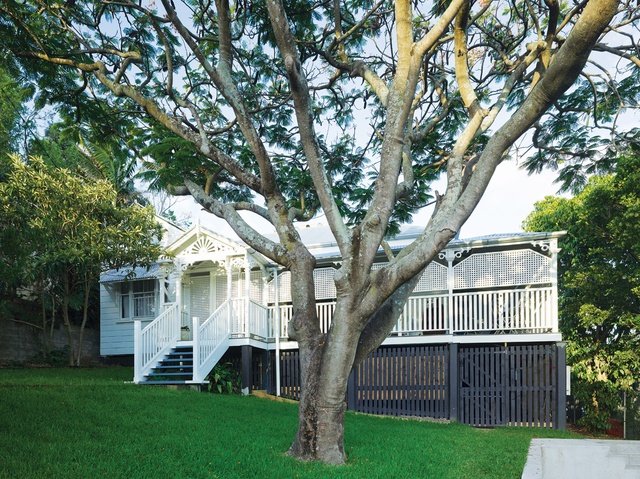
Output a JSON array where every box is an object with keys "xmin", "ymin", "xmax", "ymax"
[
  {"xmin": 134, "ymin": 302, "xmax": 180, "ymax": 383},
  {"xmin": 267, "ymin": 287, "xmax": 555, "ymax": 338},
  {"xmin": 450, "ymin": 287, "xmax": 554, "ymax": 333},
  {"xmin": 247, "ymin": 300, "xmax": 269, "ymax": 339},
  {"xmin": 395, "ymin": 295, "xmax": 449, "ymax": 334},
  {"xmin": 265, "ymin": 242, "xmax": 559, "ymax": 339},
  {"xmin": 192, "ymin": 301, "xmax": 231, "ymax": 383}
]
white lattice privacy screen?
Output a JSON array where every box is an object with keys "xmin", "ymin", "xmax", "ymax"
[
  {"xmin": 414, "ymin": 262, "xmax": 448, "ymax": 292},
  {"xmin": 313, "ymin": 268, "xmax": 337, "ymax": 300},
  {"xmin": 268, "ymin": 271, "xmax": 291, "ymax": 303},
  {"xmin": 453, "ymin": 250, "xmax": 551, "ymax": 289},
  {"xmin": 250, "ymin": 270, "xmax": 263, "ymax": 303},
  {"xmin": 374, "ymin": 261, "xmax": 448, "ymax": 293},
  {"xmin": 268, "ymin": 267, "xmax": 337, "ymax": 303}
]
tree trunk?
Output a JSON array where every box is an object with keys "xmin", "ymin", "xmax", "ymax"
[
  {"xmin": 61, "ymin": 269, "xmax": 75, "ymax": 367},
  {"xmin": 40, "ymin": 287, "xmax": 51, "ymax": 358},
  {"xmin": 287, "ymin": 337, "xmax": 351, "ymax": 465},
  {"xmin": 75, "ymin": 275, "xmax": 91, "ymax": 367},
  {"xmin": 286, "ymin": 272, "xmax": 416, "ymax": 464}
]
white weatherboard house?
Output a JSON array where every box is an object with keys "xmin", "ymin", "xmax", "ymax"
[{"xmin": 100, "ymin": 221, "xmax": 567, "ymax": 428}]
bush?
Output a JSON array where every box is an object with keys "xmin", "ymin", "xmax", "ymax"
[
  {"xmin": 28, "ymin": 346, "xmax": 70, "ymax": 367},
  {"xmin": 205, "ymin": 362, "xmax": 241, "ymax": 394}
]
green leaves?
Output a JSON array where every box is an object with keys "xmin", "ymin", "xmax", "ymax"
[
  {"xmin": 524, "ymin": 152, "xmax": 640, "ymax": 431},
  {"xmin": 0, "ymin": 153, "xmax": 165, "ymax": 362}
]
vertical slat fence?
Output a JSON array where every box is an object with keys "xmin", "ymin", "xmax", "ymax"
[
  {"xmin": 458, "ymin": 344, "xmax": 558, "ymax": 428},
  {"xmin": 273, "ymin": 343, "xmax": 561, "ymax": 428}
]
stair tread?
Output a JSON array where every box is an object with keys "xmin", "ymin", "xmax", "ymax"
[
  {"xmin": 147, "ymin": 372, "xmax": 194, "ymax": 377},
  {"xmin": 153, "ymin": 364, "xmax": 193, "ymax": 369},
  {"xmin": 140, "ymin": 380, "xmax": 190, "ymax": 385}
]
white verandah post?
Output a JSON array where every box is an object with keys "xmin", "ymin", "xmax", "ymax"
[
  {"xmin": 133, "ymin": 320, "xmax": 142, "ymax": 383},
  {"xmin": 273, "ymin": 268, "xmax": 281, "ymax": 397},
  {"xmin": 441, "ymin": 249, "xmax": 456, "ymax": 334},
  {"xmin": 192, "ymin": 316, "xmax": 200, "ymax": 381},
  {"xmin": 226, "ymin": 257, "xmax": 233, "ymax": 335},
  {"xmin": 244, "ymin": 255, "xmax": 251, "ymax": 337},
  {"xmin": 175, "ymin": 261, "xmax": 183, "ymax": 328},
  {"xmin": 549, "ymin": 238, "xmax": 561, "ymax": 333}
]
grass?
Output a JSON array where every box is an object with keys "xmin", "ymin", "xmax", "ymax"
[{"xmin": 0, "ymin": 367, "xmax": 578, "ymax": 479}]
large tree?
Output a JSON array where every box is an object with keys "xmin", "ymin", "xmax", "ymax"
[
  {"xmin": 523, "ymin": 152, "xmax": 640, "ymax": 432},
  {"xmin": 0, "ymin": 64, "xmax": 29, "ymax": 157},
  {"xmin": 1, "ymin": 0, "xmax": 637, "ymax": 463},
  {"xmin": 0, "ymin": 155, "xmax": 164, "ymax": 365}
]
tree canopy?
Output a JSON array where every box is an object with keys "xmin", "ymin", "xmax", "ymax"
[
  {"xmin": 0, "ymin": 155, "xmax": 164, "ymax": 365},
  {"xmin": 0, "ymin": 0, "xmax": 638, "ymax": 463},
  {"xmin": 524, "ymin": 151, "xmax": 640, "ymax": 431}
]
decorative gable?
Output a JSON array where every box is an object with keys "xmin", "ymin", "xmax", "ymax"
[
  {"xmin": 167, "ymin": 225, "xmax": 247, "ymax": 263},
  {"xmin": 188, "ymin": 236, "xmax": 224, "ymax": 256}
]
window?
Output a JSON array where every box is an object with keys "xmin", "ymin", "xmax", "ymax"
[{"xmin": 120, "ymin": 279, "xmax": 156, "ymax": 320}]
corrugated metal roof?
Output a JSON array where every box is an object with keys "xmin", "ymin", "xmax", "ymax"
[{"xmin": 100, "ymin": 263, "xmax": 160, "ymax": 283}]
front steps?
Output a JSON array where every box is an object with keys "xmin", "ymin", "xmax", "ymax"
[{"xmin": 140, "ymin": 345, "xmax": 205, "ymax": 386}]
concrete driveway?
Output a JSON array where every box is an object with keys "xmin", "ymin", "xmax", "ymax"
[{"xmin": 522, "ymin": 438, "xmax": 640, "ymax": 479}]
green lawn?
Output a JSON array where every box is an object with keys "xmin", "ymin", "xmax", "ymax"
[{"xmin": 0, "ymin": 367, "xmax": 577, "ymax": 478}]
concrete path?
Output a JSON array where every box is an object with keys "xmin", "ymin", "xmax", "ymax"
[{"xmin": 522, "ymin": 438, "xmax": 640, "ymax": 479}]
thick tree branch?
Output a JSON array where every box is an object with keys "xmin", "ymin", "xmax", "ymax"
[
  {"xmin": 265, "ymin": 0, "xmax": 350, "ymax": 252},
  {"xmin": 184, "ymin": 179, "xmax": 290, "ymax": 264}
]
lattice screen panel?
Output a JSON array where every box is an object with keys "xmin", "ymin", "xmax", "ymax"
[
  {"xmin": 371, "ymin": 261, "xmax": 447, "ymax": 293},
  {"xmin": 414, "ymin": 262, "xmax": 448, "ymax": 292},
  {"xmin": 231, "ymin": 271, "xmax": 242, "ymax": 298},
  {"xmin": 314, "ymin": 267, "xmax": 337, "ymax": 300},
  {"xmin": 250, "ymin": 270, "xmax": 263, "ymax": 303},
  {"xmin": 268, "ymin": 271, "xmax": 292, "ymax": 303},
  {"xmin": 215, "ymin": 274, "xmax": 226, "ymax": 309},
  {"xmin": 453, "ymin": 250, "xmax": 551, "ymax": 289},
  {"xmin": 190, "ymin": 274, "xmax": 210, "ymax": 323}
]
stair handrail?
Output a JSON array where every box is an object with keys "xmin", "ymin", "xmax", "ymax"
[
  {"xmin": 192, "ymin": 300, "xmax": 231, "ymax": 383},
  {"xmin": 134, "ymin": 302, "xmax": 180, "ymax": 383},
  {"xmin": 247, "ymin": 300, "xmax": 269, "ymax": 339}
]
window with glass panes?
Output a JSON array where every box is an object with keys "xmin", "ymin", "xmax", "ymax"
[{"xmin": 120, "ymin": 279, "xmax": 156, "ymax": 320}]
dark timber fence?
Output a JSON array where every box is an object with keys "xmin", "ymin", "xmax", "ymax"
[
  {"xmin": 347, "ymin": 345, "xmax": 449, "ymax": 419},
  {"xmin": 274, "ymin": 342, "xmax": 566, "ymax": 429}
]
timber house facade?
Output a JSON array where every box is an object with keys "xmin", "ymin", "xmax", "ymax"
[{"xmin": 100, "ymin": 220, "xmax": 567, "ymax": 429}]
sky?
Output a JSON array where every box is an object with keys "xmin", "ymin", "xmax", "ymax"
[{"xmin": 171, "ymin": 159, "xmax": 565, "ymax": 241}]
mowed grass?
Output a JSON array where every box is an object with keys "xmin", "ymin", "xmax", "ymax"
[{"xmin": 0, "ymin": 367, "xmax": 577, "ymax": 479}]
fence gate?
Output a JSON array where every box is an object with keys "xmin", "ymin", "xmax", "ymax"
[{"xmin": 458, "ymin": 344, "xmax": 557, "ymax": 427}]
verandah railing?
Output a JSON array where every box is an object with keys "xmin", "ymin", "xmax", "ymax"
[
  {"xmin": 451, "ymin": 287, "xmax": 555, "ymax": 333},
  {"xmin": 134, "ymin": 302, "xmax": 180, "ymax": 383},
  {"xmin": 267, "ymin": 286, "xmax": 555, "ymax": 339},
  {"xmin": 228, "ymin": 298, "xmax": 269, "ymax": 339}
]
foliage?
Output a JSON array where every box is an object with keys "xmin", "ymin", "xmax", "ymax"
[
  {"xmin": 0, "ymin": 155, "xmax": 164, "ymax": 365},
  {"xmin": 205, "ymin": 362, "xmax": 242, "ymax": 394},
  {"xmin": 524, "ymin": 152, "xmax": 640, "ymax": 432},
  {"xmin": 27, "ymin": 346, "xmax": 71, "ymax": 368},
  {"xmin": 0, "ymin": 65, "xmax": 29, "ymax": 157},
  {"xmin": 0, "ymin": 367, "xmax": 578, "ymax": 479},
  {"xmin": 0, "ymin": 0, "xmax": 636, "ymax": 463}
]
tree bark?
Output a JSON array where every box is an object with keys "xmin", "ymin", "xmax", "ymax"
[
  {"xmin": 288, "ymin": 328, "xmax": 352, "ymax": 465},
  {"xmin": 75, "ymin": 275, "xmax": 91, "ymax": 367},
  {"xmin": 61, "ymin": 269, "xmax": 75, "ymax": 367},
  {"xmin": 287, "ymin": 280, "xmax": 411, "ymax": 464}
]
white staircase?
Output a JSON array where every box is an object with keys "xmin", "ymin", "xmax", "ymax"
[{"xmin": 134, "ymin": 299, "xmax": 267, "ymax": 386}]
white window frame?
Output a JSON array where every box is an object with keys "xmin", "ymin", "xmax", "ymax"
[{"xmin": 118, "ymin": 279, "xmax": 157, "ymax": 321}]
